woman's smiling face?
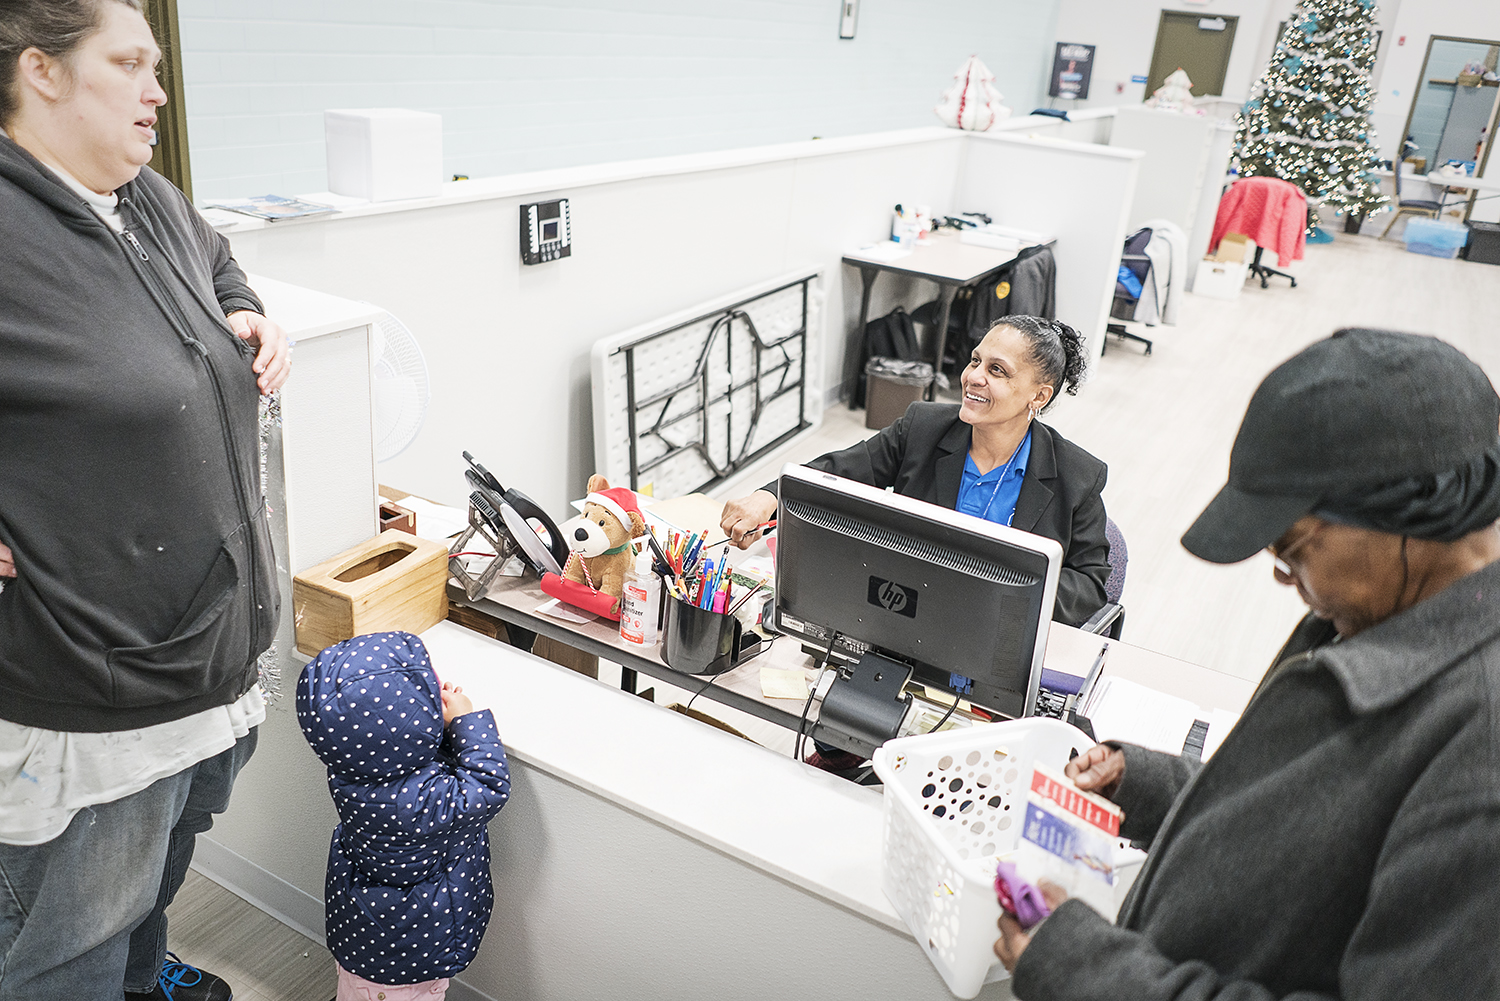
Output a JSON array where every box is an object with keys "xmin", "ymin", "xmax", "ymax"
[{"xmin": 959, "ymin": 324, "xmax": 1053, "ymax": 430}]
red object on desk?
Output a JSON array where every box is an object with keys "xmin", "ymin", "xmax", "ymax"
[
  {"xmin": 1210, "ymin": 176, "xmax": 1307, "ymax": 268},
  {"xmin": 539, "ymin": 572, "xmax": 621, "ymax": 620}
]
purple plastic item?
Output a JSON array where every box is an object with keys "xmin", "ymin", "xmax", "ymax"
[{"xmin": 994, "ymin": 861, "xmax": 1052, "ymax": 929}]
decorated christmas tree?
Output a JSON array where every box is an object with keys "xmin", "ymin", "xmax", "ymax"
[
  {"xmin": 935, "ymin": 55, "xmax": 1011, "ymax": 132},
  {"xmin": 1234, "ymin": 0, "xmax": 1389, "ymax": 220}
]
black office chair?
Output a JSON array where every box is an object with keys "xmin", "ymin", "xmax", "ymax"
[
  {"xmin": 1104, "ymin": 228, "xmax": 1154, "ymax": 356},
  {"xmin": 1081, "ymin": 518, "xmax": 1127, "ymax": 640},
  {"xmin": 1380, "ymin": 139, "xmax": 1442, "ymax": 239}
]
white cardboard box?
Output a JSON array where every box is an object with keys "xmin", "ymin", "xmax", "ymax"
[
  {"xmin": 324, "ymin": 109, "xmax": 442, "ymax": 202},
  {"xmin": 1193, "ymin": 257, "xmax": 1249, "ymax": 299}
]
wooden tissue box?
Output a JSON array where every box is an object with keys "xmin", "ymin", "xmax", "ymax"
[{"xmin": 292, "ymin": 530, "xmax": 449, "ymax": 656}]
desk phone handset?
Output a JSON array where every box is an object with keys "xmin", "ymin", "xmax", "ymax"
[{"xmin": 459, "ymin": 450, "xmax": 568, "ymax": 578}]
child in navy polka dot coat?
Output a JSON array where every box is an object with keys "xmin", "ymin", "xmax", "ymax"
[{"xmin": 297, "ymin": 631, "xmax": 510, "ymax": 1001}]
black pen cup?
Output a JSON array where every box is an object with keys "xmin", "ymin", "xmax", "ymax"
[{"xmin": 662, "ymin": 597, "xmax": 741, "ymax": 676}]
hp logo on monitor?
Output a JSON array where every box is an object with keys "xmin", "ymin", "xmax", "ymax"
[{"xmin": 867, "ymin": 576, "xmax": 918, "ymax": 618}]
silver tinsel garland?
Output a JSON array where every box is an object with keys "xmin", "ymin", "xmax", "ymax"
[{"xmin": 257, "ymin": 390, "xmax": 283, "ymax": 702}]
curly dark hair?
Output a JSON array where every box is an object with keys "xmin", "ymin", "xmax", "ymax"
[
  {"xmin": 984, "ymin": 315, "xmax": 1087, "ymax": 414},
  {"xmin": 0, "ymin": 0, "xmax": 143, "ymax": 128}
]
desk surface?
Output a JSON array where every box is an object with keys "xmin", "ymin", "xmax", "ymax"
[
  {"xmin": 1424, "ymin": 171, "xmax": 1500, "ymax": 193},
  {"xmin": 843, "ymin": 230, "xmax": 1021, "ymax": 284},
  {"xmin": 455, "ymin": 571, "xmax": 1257, "ymax": 751}
]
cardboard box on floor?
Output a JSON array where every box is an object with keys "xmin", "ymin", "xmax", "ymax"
[{"xmin": 1194, "ymin": 232, "xmax": 1253, "ymax": 301}]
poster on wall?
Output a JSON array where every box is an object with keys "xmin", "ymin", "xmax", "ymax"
[{"xmin": 1049, "ymin": 43, "xmax": 1096, "ymax": 100}]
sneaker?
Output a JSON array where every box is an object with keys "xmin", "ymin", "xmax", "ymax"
[
  {"xmin": 804, "ymin": 747, "xmax": 866, "ymax": 773},
  {"xmin": 124, "ymin": 952, "xmax": 233, "ymax": 1001}
]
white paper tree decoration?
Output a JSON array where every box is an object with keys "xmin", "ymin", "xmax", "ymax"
[
  {"xmin": 935, "ymin": 55, "xmax": 1011, "ymax": 131},
  {"xmin": 1145, "ymin": 68, "xmax": 1203, "ymax": 115}
]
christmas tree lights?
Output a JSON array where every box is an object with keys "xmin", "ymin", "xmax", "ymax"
[{"xmin": 1234, "ymin": 0, "xmax": 1389, "ymax": 221}]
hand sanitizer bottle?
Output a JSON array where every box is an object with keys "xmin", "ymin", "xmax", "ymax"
[{"xmin": 619, "ymin": 549, "xmax": 660, "ymax": 646}]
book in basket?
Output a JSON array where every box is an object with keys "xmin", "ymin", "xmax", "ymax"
[{"xmin": 1003, "ymin": 762, "xmax": 1123, "ymax": 918}]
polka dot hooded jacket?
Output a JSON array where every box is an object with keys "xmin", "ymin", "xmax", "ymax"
[{"xmin": 296, "ymin": 631, "xmax": 510, "ymax": 984}]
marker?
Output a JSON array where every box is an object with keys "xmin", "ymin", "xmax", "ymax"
[{"xmin": 1073, "ymin": 643, "xmax": 1110, "ymax": 715}]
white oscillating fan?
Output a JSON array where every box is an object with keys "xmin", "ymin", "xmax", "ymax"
[{"xmin": 369, "ymin": 309, "xmax": 430, "ymax": 461}]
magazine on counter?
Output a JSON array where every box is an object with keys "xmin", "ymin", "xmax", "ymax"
[{"xmin": 205, "ymin": 195, "xmax": 338, "ymax": 222}]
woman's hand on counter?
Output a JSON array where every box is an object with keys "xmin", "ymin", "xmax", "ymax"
[
  {"xmin": 993, "ymin": 880, "xmax": 1069, "ymax": 972},
  {"xmin": 1065, "ymin": 743, "xmax": 1126, "ymax": 800},
  {"xmin": 226, "ymin": 310, "xmax": 292, "ymax": 394},
  {"xmin": 720, "ymin": 490, "xmax": 778, "ymax": 549}
]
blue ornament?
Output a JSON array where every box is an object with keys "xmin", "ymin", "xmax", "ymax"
[
  {"xmin": 1283, "ymin": 56, "xmax": 1303, "ymax": 73},
  {"xmin": 1298, "ymin": 17, "xmax": 1318, "ymax": 36}
]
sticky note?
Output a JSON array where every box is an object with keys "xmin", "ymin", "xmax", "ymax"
[{"xmin": 761, "ymin": 667, "xmax": 809, "ymax": 700}]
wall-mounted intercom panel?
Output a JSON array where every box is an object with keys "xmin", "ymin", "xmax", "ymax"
[{"xmin": 521, "ymin": 198, "xmax": 572, "ymax": 264}]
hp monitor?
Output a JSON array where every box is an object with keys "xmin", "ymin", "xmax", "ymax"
[{"xmin": 774, "ymin": 465, "xmax": 1062, "ymax": 743}]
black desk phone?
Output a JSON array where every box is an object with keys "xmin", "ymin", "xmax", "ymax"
[{"xmin": 461, "ymin": 450, "xmax": 568, "ymax": 576}]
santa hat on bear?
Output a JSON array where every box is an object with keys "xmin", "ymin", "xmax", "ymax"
[{"xmin": 587, "ymin": 486, "xmax": 642, "ymax": 535}]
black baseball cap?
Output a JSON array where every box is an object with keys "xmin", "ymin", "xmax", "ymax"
[{"xmin": 1182, "ymin": 329, "xmax": 1500, "ymax": 564}]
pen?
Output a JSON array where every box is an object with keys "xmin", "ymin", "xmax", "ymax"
[
  {"xmin": 699, "ymin": 559, "xmax": 715, "ymax": 607},
  {"xmin": 707, "ymin": 521, "xmax": 777, "ymax": 549},
  {"xmin": 644, "ymin": 525, "xmax": 673, "ymax": 580},
  {"xmin": 727, "ymin": 579, "xmax": 766, "ymax": 616},
  {"xmin": 1073, "ymin": 643, "xmax": 1110, "ymax": 715}
]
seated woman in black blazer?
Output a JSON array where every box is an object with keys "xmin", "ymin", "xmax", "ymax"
[{"xmin": 721, "ymin": 315, "xmax": 1110, "ymax": 628}]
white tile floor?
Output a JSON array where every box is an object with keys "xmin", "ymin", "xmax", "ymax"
[{"xmin": 167, "ymin": 230, "xmax": 1500, "ymax": 999}]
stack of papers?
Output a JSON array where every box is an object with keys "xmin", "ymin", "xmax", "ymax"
[
  {"xmin": 852, "ymin": 241, "xmax": 914, "ymax": 262},
  {"xmin": 205, "ymin": 195, "xmax": 337, "ymax": 222},
  {"xmin": 1080, "ymin": 676, "xmax": 1238, "ymax": 761}
]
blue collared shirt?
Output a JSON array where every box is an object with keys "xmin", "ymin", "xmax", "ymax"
[{"xmin": 955, "ymin": 428, "xmax": 1032, "ymax": 527}]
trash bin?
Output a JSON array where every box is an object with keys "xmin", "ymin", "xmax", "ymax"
[
  {"xmin": 1464, "ymin": 221, "xmax": 1500, "ymax": 265},
  {"xmin": 864, "ymin": 357, "xmax": 934, "ymax": 430}
]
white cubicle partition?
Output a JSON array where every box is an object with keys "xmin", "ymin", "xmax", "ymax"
[
  {"xmin": 955, "ymin": 133, "xmax": 1142, "ymax": 366},
  {"xmin": 1109, "ymin": 107, "xmax": 1236, "ymax": 288},
  {"xmin": 224, "ymin": 129, "xmax": 967, "ymax": 517},
  {"xmin": 222, "ymin": 125, "xmax": 1141, "ymax": 515}
]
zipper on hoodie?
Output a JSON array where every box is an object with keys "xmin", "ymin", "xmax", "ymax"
[
  {"xmin": 123, "ymin": 230, "xmax": 149, "ymax": 261},
  {"xmin": 116, "ymin": 203, "xmax": 262, "ymax": 665}
]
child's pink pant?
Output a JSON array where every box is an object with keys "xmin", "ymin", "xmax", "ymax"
[{"xmin": 336, "ymin": 962, "xmax": 450, "ymax": 1001}]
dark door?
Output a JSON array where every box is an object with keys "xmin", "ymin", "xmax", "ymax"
[
  {"xmin": 143, "ymin": 0, "xmax": 193, "ymax": 199},
  {"xmin": 1146, "ymin": 10, "xmax": 1240, "ymax": 99}
]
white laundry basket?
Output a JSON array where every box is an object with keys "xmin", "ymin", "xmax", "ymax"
[{"xmin": 871, "ymin": 717, "xmax": 1096, "ymax": 998}]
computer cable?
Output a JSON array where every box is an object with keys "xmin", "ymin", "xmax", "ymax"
[
  {"xmin": 926, "ymin": 690, "xmax": 963, "ymax": 735},
  {"xmin": 685, "ymin": 633, "xmax": 778, "ymax": 713},
  {"xmin": 685, "ymin": 668, "xmax": 724, "ymax": 712},
  {"xmin": 794, "ymin": 629, "xmax": 840, "ymax": 763}
]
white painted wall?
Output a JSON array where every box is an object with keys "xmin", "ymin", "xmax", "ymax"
[
  {"xmin": 177, "ymin": 0, "xmax": 1062, "ymax": 201},
  {"xmin": 1051, "ymin": 0, "xmax": 1298, "ymax": 109},
  {"xmin": 1376, "ymin": 1, "xmax": 1500, "ymax": 161}
]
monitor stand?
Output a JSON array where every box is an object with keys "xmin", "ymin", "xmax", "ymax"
[{"xmin": 818, "ymin": 651, "xmax": 914, "ymax": 748}]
